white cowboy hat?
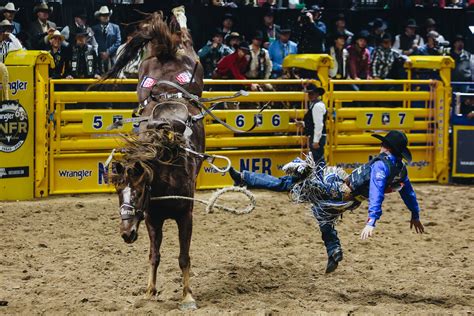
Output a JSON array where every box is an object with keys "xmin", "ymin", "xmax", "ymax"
[
  {"xmin": 94, "ymin": 6, "xmax": 112, "ymax": 18},
  {"xmin": 0, "ymin": 2, "xmax": 19, "ymax": 13},
  {"xmin": 47, "ymin": 29, "xmax": 65, "ymax": 41},
  {"xmin": 0, "ymin": 19, "xmax": 13, "ymax": 27},
  {"xmin": 33, "ymin": 2, "xmax": 52, "ymax": 14}
]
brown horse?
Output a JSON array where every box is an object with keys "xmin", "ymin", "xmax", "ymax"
[{"xmin": 104, "ymin": 9, "xmax": 205, "ymax": 310}]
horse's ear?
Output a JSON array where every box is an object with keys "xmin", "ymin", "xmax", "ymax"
[{"xmin": 113, "ymin": 162, "xmax": 125, "ymax": 175}]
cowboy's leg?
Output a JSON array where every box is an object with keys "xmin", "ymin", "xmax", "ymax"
[
  {"xmin": 242, "ymin": 171, "xmax": 296, "ymax": 192},
  {"xmin": 312, "ymin": 206, "xmax": 343, "ymax": 273},
  {"xmin": 310, "ymin": 135, "xmax": 326, "ymax": 168}
]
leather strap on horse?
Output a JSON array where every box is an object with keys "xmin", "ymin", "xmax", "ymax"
[{"xmin": 155, "ymin": 80, "xmax": 270, "ymax": 134}]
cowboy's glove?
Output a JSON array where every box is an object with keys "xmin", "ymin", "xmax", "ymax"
[
  {"xmin": 360, "ymin": 225, "xmax": 374, "ymax": 240},
  {"xmin": 172, "ymin": 6, "xmax": 187, "ymax": 29}
]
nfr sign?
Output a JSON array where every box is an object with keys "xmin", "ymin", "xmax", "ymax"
[{"xmin": 240, "ymin": 158, "xmax": 272, "ymax": 175}]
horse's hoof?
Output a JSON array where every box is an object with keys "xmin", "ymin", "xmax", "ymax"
[
  {"xmin": 178, "ymin": 301, "xmax": 197, "ymax": 311},
  {"xmin": 144, "ymin": 288, "xmax": 157, "ymax": 299}
]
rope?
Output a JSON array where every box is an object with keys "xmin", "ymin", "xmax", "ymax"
[{"xmin": 150, "ymin": 186, "xmax": 256, "ymax": 215}]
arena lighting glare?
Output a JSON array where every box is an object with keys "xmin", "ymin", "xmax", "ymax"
[{"xmin": 469, "ymin": 26, "xmax": 474, "ymax": 34}]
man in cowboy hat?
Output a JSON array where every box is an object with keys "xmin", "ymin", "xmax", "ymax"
[
  {"xmin": 198, "ymin": 28, "xmax": 233, "ymax": 78},
  {"xmin": 331, "ymin": 13, "xmax": 353, "ymax": 45},
  {"xmin": 66, "ymin": 30, "xmax": 100, "ymax": 80},
  {"xmin": 0, "ymin": 2, "xmax": 21, "ymax": 35},
  {"xmin": 259, "ymin": 9, "xmax": 280, "ymax": 49},
  {"xmin": 295, "ymin": 4, "xmax": 327, "ymax": 54},
  {"xmin": 228, "ymin": 130, "xmax": 424, "ymax": 274},
  {"xmin": 62, "ymin": 9, "xmax": 98, "ymax": 54},
  {"xmin": 246, "ymin": 30, "xmax": 273, "ymax": 88},
  {"xmin": 28, "ymin": 1, "xmax": 56, "ymax": 50},
  {"xmin": 91, "ymin": 6, "xmax": 121, "ymax": 74},
  {"xmin": 0, "ymin": 19, "xmax": 22, "ymax": 63},
  {"xmin": 449, "ymin": 35, "xmax": 472, "ymax": 87},
  {"xmin": 214, "ymin": 41, "xmax": 251, "ymax": 80},
  {"xmin": 393, "ymin": 18, "xmax": 424, "ymax": 56},
  {"xmin": 268, "ymin": 27, "xmax": 297, "ymax": 78},
  {"xmin": 368, "ymin": 17, "xmax": 387, "ymax": 49},
  {"xmin": 47, "ymin": 30, "xmax": 70, "ymax": 79}
]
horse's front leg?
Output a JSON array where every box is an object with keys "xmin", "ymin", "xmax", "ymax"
[
  {"xmin": 176, "ymin": 210, "xmax": 196, "ymax": 310},
  {"xmin": 145, "ymin": 215, "xmax": 164, "ymax": 299}
]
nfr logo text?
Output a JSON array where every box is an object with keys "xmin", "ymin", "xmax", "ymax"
[{"xmin": 240, "ymin": 158, "xmax": 272, "ymax": 175}]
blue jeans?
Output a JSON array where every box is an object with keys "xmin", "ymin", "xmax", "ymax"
[
  {"xmin": 242, "ymin": 171, "xmax": 296, "ymax": 192},
  {"xmin": 242, "ymin": 171, "xmax": 341, "ymax": 256}
]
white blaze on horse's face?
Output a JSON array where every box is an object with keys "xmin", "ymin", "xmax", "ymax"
[{"xmin": 119, "ymin": 184, "xmax": 142, "ymax": 244}]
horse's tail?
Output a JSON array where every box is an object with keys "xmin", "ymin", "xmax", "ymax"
[{"xmin": 101, "ymin": 11, "xmax": 177, "ymax": 82}]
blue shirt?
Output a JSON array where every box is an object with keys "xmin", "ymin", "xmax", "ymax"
[
  {"xmin": 366, "ymin": 153, "xmax": 420, "ymax": 227},
  {"xmin": 268, "ymin": 40, "xmax": 298, "ymax": 74}
]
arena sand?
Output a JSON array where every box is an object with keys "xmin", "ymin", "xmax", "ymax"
[{"xmin": 1, "ymin": 184, "xmax": 473, "ymax": 315}]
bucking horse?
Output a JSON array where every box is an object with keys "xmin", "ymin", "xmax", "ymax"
[{"xmin": 102, "ymin": 7, "xmax": 206, "ymax": 310}]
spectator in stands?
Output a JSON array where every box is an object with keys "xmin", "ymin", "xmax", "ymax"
[
  {"xmin": 331, "ymin": 13, "xmax": 353, "ymax": 46},
  {"xmin": 328, "ymin": 31, "xmax": 348, "ymax": 79},
  {"xmin": 220, "ymin": 13, "xmax": 234, "ymax": 38},
  {"xmin": 214, "ymin": 41, "xmax": 250, "ymax": 80},
  {"xmin": 260, "ymin": 9, "xmax": 280, "ymax": 49},
  {"xmin": 48, "ymin": 30, "xmax": 70, "ymax": 79},
  {"xmin": 424, "ymin": 18, "xmax": 446, "ymax": 44},
  {"xmin": 268, "ymin": 28, "xmax": 297, "ymax": 78},
  {"xmin": 295, "ymin": 5, "xmax": 326, "ymax": 54},
  {"xmin": 92, "ymin": 6, "xmax": 121, "ymax": 74},
  {"xmin": 0, "ymin": 19, "xmax": 22, "ymax": 63},
  {"xmin": 29, "ymin": 2, "xmax": 56, "ymax": 50},
  {"xmin": 198, "ymin": 28, "xmax": 233, "ymax": 78},
  {"xmin": 246, "ymin": 31, "xmax": 272, "ymax": 90},
  {"xmin": 116, "ymin": 28, "xmax": 144, "ymax": 79},
  {"xmin": 450, "ymin": 35, "xmax": 471, "ymax": 92},
  {"xmin": 393, "ymin": 19, "xmax": 424, "ymax": 56},
  {"xmin": 461, "ymin": 97, "xmax": 474, "ymax": 119},
  {"xmin": 62, "ymin": 10, "xmax": 98, "ymax": 54},
  {"xmin": 368, "ymin": 18, "xmax": 387, "ymax": 52},
  {"xmin": 1, "ymin": 3, "xmax": 20, "ymax": 35},
  {"xmin": 66, "ymin": 31, "xmax": 100, "ymax": 79},
  {"xmin": 414, "ymin": 31, "xmax": 449, "ymax": 56},
  {"xmin": 348, "ymin": 30, "xmax": 371, "ymax": 80},
  {"xmin": 370, "ymin": 33, "xmax": 405, "ymax": 80},
  {"xmin": 225, "ymin": 32, "xmax": 241, "ymax": 50}
]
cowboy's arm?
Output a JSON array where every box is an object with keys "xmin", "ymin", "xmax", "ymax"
[
  {"xmin": 8, "ymin": 33, "xmax": 23, "ymax": 51},
  {"xmin": 367, "ymin": 160, "xmax": 388, "ymax": 226},
  {"xmin": 399, "ymin": 176, "xmax": 420, "ymax": 220},
  {"xmin": 107, "ymin": 24, "xmax": 121, "ymax": 56},
  {"xmin": 264, "ymin": 50, "xmax": 272, "ymax": 79},
  {"xmin": 311, "ymin": 102, "xmax": 325, "ymax": 143},
  {"xmin": 361, "ymin": 160, "xmax": 388, "ymax": 239}
]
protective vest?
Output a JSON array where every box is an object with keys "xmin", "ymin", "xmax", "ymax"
[
  {"xmin": 303, "ymin": 101, "xmax": 327, "ymax": 137},
  {"xmin": 70, "ymin": 45, "xmax": 95, "ymax": 78},
  {"xmin": 348, "ymin": 153, "xmax": 407, "ymax": 201}
]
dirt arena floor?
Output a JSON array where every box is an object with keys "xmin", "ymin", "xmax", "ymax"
[{"xmin": 1, "ymin": 183, "xmax": 473, "ymax": 315}]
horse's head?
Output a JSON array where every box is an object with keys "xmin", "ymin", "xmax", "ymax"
[{"xmin": 112, "ymin": 161, "xmax": 152, "ymax": 244}]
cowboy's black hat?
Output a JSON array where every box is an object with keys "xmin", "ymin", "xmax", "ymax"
[
  {"xmin": 223, "ymin": 13, "xmax": 234, "ymax": 21},
  {"xmin": 405, "ymin": 18, "xmax": 418, "ymax": 28},
  {"xmin": 372, "ymin": 130, "xmax": 412, "ymax": 162},
  {"xmin": 369, "ymin": 18, "xmax": 387, "ymax": 31},
  {"xmin": 355, "ymin": 30, "xmax": 370, "ymax": 41},
  {"xmin": 335, "ymin": 13, "xmax": 345, "ymax": 22},
  {"xmin": 263, "ymin": 8, "xmax": 274, "ymax": 17},
  {"xmin": 279, "ymin": 27, "xmax": 291, "ymax": 34},
  {"xmin": 307, "ymin": 84, "xmax": 325, "ymax": 96},
  {"xmin": 73, "ymin": 9, "xmax": 88, "ymax": 20},
  {"xmin": 452, "ymin": 34, "xmax": 465, "ymax": 44},
  {"xmin": 237, "ymin": 41, "xmax": 250, "ymax": 51},
  {"xmin": 252, "ymin": 30, "xmax": 264, "ymax": 40},
  {"xmin": 213, "ymin": 27, "xmax": 226, "ymax": 37},
  {"xmin": 333, "ymin": 31, "xmax": 348, "ymax": 41}
]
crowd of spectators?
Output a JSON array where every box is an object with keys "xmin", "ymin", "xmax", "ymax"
[{"xmin": 0, "ymin": 0, "xmax": 472, "ymax": 87}]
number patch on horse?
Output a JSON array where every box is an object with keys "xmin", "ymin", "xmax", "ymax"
[
  {"xmin": 176, "ymin": 71, "xmax": 192, "ymax": 85},
  {"xmin": 140, "ymin": 76, "xmax": 158, "ymax": 89}
]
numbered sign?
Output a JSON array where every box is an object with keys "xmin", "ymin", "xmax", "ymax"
[
  {"xmin": 355, "ymin": 110, "xmax": 414, "ymax": 129},
  {"xmin": 83, "ymin": 112, "xmax": 134, "ymax": 133},
  {"xmin": 226, "ymin": 111, "xmax": 289, "ymax": 131}
]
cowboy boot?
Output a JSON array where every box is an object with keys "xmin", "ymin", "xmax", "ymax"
[
  {"xmin": 325, "ymin": 248, "xmax": 343, "ymax": 274},
  {"xmin": 228, "ymin": 167, "xmax": 245, "ymax": 186}
]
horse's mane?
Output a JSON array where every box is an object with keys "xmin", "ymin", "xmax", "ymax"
[
  {"xmin": 111, "ymin": 128, "xmax": 186, "ymax": 190},
  {"xmin": 101, "ymin": 11, "xmax": 177, "ymax": 81}
]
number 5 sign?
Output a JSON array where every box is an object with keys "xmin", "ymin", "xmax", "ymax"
[{"xmin": 356, "ymin": 110, "xmax": 414, "ymax": 129}]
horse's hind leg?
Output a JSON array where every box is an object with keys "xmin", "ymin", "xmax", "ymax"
[
  {"xmin": 145, "ymin": 216, "xmax": 164, "ymax": 299},
  {"xmin": 176, "ymin": 210, "xmax": 197, "ymax": 310}
]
